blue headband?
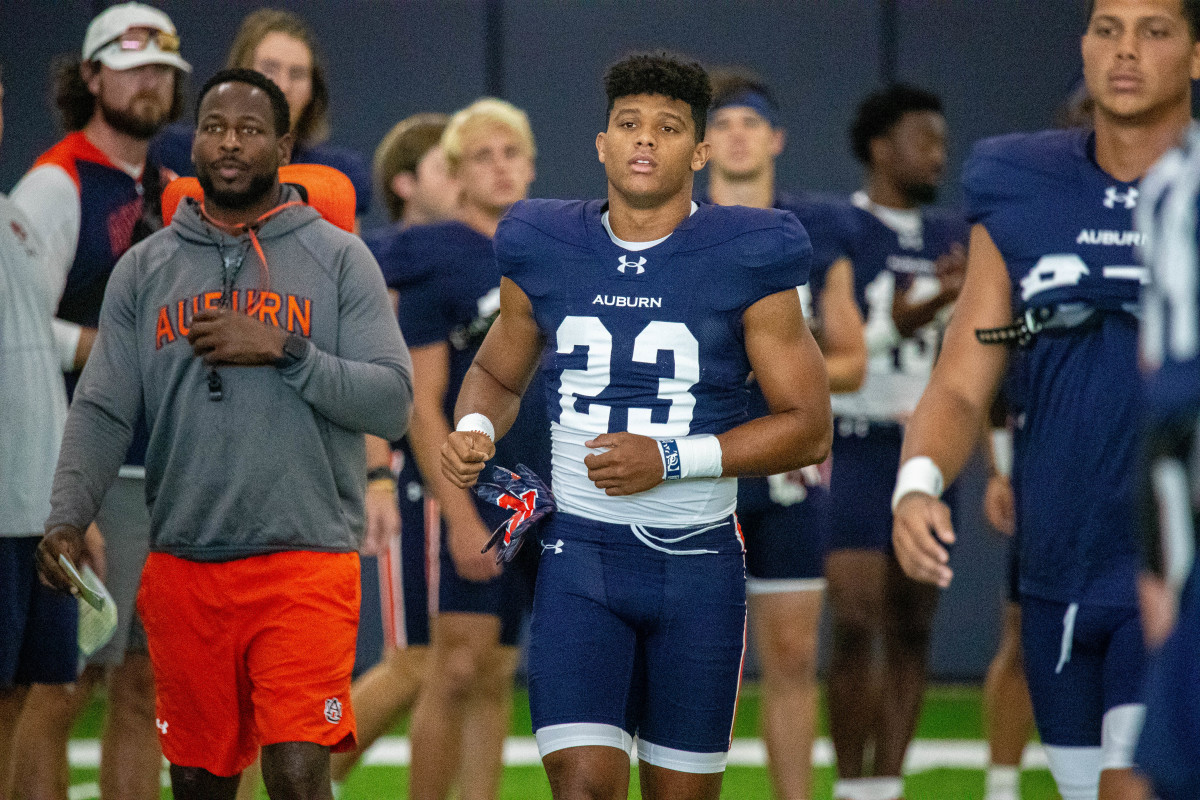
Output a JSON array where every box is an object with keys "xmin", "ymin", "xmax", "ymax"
[{"xmin": 710, "ymin": 90, "xmax": 780, "ymax": 128}]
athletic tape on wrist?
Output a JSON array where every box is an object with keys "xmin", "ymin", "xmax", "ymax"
[
  {"xmin": 990, "ymin": 428, "xmax": 1013, "ymax": 478},
  {"xmin": 658, "ymin": 435, "xmax": 723, "ymax": 480},
  {"xmin": 456, "ymin": 413, "xmax": 495, "ymax": 442},
  {"xmin": 891, "ymin": 456, "xmax": 944, "ymax": 511}
]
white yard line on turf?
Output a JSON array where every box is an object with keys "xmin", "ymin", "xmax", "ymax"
[{"xmin": 69, "ymin": 737, "xmax": 1049, "ymax": 772}]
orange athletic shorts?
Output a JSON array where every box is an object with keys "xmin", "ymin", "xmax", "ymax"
[{"xmin": 136, "ymin": 550, "xmax": 360, "ymax": 777}]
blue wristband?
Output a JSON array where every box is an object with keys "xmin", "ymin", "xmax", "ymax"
[{"xmin": 659, "ymin": 439, "xmax": 682, "ymax": 480}]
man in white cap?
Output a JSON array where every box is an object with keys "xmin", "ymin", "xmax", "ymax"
[{"xmin": 8, "ymin": 4, "xmax": 189, "ymax": 798}]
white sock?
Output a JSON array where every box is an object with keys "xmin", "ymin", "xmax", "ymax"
[
  {"xmin": 331, "ymin": 780, "xmax": 344, "ymax": 799},
  {"xmin": 985, "ymin": 765, "xmax": 1020, "ymax": 800},
  {"xmin": 833, "ymin": 776, "xmax": 905, "ymax": 800}
]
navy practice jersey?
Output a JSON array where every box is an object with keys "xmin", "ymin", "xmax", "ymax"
[
  {"xmin": 1140, "ymin": 124, "xmax": 1200, "ymax": 427},
  {"xmin": 965, "ymin": 128, "xmax": 1144, "ymax": 607},
  {"xmin": 496, "ymin": 199, "xmax": 811, "ymax": 527},
  {"xmin": 832, "ymin": 194, "xmax": 967, "ymax": 421},
  {"xmin": 738, "ymin": 192, "xmax": 857, "ymax": 514},
  {"xmin": 366, "ymin": 221, "xmax": 550, "ymax": 478}
]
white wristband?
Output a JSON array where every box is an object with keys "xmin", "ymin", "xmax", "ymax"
[
  {"xmin": 891, "ymin": 456, "xmax": 944, "ymax": 511},
  {"xmin": 990, "ymin": 428, "xmax": 1013, "ymax": 478},
  {"xmin": 456, "ymin": 413, "xmax": 495, "ymax": 442},
  {"xmin": 658, "ymin": 435, "xmax": 723, "ymax": 480}
]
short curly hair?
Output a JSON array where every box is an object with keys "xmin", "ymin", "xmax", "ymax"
[
  {"xmin": 605, "ymin": 52, "xmax": 711, "ymax": 141},
  {"xmin": 850, "ymin": 83, "xmax": 942, "ymax": 165},
  {"xmin": 196, "ymin": 68, "xmax": 291, "ymax": 137}
]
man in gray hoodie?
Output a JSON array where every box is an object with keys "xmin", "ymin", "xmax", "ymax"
[{"xmin": 37, "ymin": 69, "xmax": 413, "ymax": 799}]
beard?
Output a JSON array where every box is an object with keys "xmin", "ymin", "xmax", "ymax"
[
  {"xmin": 196, "ymin": 167, "xmax": 278, "ymax": 211},
  {"xmin": 902, "ymin": 181, "xmax": 939, "ymax": 206},
  {"xmin": 98, "ymin": 93, "xmax": 170, "ymax": 140}
]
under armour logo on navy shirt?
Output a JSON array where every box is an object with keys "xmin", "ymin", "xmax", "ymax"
[
  {"xmin": 1104, "ymin": 186, "xmax": 1138, "ymax": 209},
  {"xmin": 617, "ymin": 255, "xmax": 646, "ymax": 274}
]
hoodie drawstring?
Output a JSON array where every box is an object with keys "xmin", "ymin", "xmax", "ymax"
[{"xmin": 197, "ymin": 198, "xmax": 304, "ymax": 401}]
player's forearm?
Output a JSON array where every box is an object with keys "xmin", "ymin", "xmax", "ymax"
[
  {"xmin": 893, "ymin": 293, "xmax": 952, "ymax": 339},
  {"xmin": 453, "ymin": 360, "xmax": 526, "ymax": 442},
  {"xmin": 824, "ymin": 351, "xmax": 866, "ymax": 394},
  {"xmin": 365, "ymin": 434, "xmax": 392, "ymax": 472},
  {"xmin": 718, "ymin": 403, "xmax": 832, "ymax": 478},
  {"xmin": 900, "ymin": 381, "xmax": 989, "ymax": 487}
]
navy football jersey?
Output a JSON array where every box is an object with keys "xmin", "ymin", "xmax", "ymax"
[
  {"xmin": 496, "ymin": 199, "xmax": 812, "ymax": 527},
  {"xmin": 737, "ymin": 192, "xmax": 856, "ymax": 514},
  {"xmin": 366, "ymin": 220, "xmax": 550, "ymax": 478},
  {"xmin": 832, "ymin": 193, "xmax": 967, "ymax": 422},
  {"xmin": 965, "ymin": 128, "xmax": 1144, "ymax": 607}
]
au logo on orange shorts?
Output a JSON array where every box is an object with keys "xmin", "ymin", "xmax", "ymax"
[{"xmin": 324, "ymin": 697, "xmax": 343, "ymax": 724}]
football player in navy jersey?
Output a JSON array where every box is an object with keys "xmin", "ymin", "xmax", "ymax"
[
  {"xmin": 442, "ymin": 53, "xmax": 832, "ymax": 800},
  {"xmin": 380, "ymin": 99, "xmax": 548, "ymax": 800},
  {"xmin": 1133, "ymin": 122, "xmax": 1200, "ymax": 800},
  {"xmin": 892, "ymin": 1, "xmax": 1200, "ymax": 798},
  {"xmin": 823, "ymin": 84, "xmax": 967, "ymax": 800},
  {"xmin": 705, "ymin": 67, "xmax": 865, "ymax": 800},
  {"xmin": 331, "ymin": 111, "xmax": 458, "ymax": 795}
]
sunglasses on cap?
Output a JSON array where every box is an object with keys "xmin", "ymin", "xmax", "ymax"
[{"xmin": 105, "ymin": 27, "xmax": 181, "ymax": 55}]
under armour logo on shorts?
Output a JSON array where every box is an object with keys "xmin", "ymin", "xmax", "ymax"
[
  {"xmin": 324, "ymin": 697, "xmax": 343, "ymax": 724},
  {"xmin": 155, "ymin": 718, "xmax": 168, "ymax": 735}
]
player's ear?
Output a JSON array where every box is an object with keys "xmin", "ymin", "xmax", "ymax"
[
  {"xmin": 596, "ymin": 131, "xmax": 607, "ymax": 164},
  {"xmin": 277, "ymin": 131, "xmax": 294, "ymax": 167},
  {"xmin": 392, "ymin": 172, "xmax": 416, "ymax": 202},
  {"xmin": 772, "ymin": 128, "xmax": 786, "ymax": 159},
  {"xmin": 1190, "ymin": 37, "xmax": 1200, "ymax": 81},
  {"xmin": 691, "ymin": 140, "xmax": 711, "ymax": 172}
]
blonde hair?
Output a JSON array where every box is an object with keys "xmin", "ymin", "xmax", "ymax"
[{"xmin": 441, "ymin": 98, "xmax": 536, "ymax": 173}]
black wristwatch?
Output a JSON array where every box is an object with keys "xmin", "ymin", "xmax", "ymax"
[{"xmin": 274, "ymin": 333, "xmax": 310, "ymax": 369}]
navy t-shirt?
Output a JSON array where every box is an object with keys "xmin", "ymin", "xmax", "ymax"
[{"xmin": 964, "ymin": 127, "xmax": 1144, "ymax": 607}]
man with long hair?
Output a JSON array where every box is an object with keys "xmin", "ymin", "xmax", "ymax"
[{"xmin": 8, "ymin": 4, "xmax": 189, "ymax": 796}]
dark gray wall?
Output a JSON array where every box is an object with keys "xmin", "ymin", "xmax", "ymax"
[{"xmin": 0, "ymin": 1, "xmax": 1090, "ymax": 679}]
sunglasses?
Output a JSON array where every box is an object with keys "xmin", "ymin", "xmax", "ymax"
[{"xmin": 106, "ymin": 27, "xmax": 181, "ymax": 55}]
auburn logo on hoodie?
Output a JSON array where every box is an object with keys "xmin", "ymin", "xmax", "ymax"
[{"xmin": 155, "ymin": 290, "xmax": 313, "ymax": 349}]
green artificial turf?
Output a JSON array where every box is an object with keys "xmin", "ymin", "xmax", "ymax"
[{"xmin": 68, "ymin": 683, "xmax": 1059, "ymax": 799}]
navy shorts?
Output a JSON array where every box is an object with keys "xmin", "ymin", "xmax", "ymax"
[
  {"xmin": 437, "ymin": 491, "xmax": 539, "ymax": 648},
  {"xmin": 0, "ymin": 537, "xmax": 79, "ymax": 687},
  {"xmin": 1021, "ymin": 594, "xmax": 1145, "ymax": 749},
  {"xmin": 739, "ymin": 477, "xmax": 829, "ymax": 593},
  {"xmin": 1136, "ymin": 569, "xmax": 1200, "ymax": 799},
  {"xmin": 829, "ymin": 419, "xmax": 956, "ymax": 553},
  {"xmin": 528, "ymin": 512, "xmax": 747, "ymax": 773}
]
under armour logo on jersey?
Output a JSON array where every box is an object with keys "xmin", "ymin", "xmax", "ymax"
[
  {"xmin": 1104, "ymin": 186, "xmax": 1139, "ymax": 209},
  {"xmin": 1020, "ymin": 254, "xmax": 1090, "ymax": 301},
  {"xmin": 324, "ymin": 697, "xmax": 343, "ymax": 724},
  {"xmin": 542, "ymin": 539, "xmax": 564, "ymax": 554},
  {"xmin": 618, "ymin": 255, "xmax": 646, "ymax": 274},
  {"xmin": 155, "ymin": 719, "xmax": 168, "ymax": 735}
]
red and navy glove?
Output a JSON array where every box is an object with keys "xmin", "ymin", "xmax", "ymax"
[{"xmin": 473, "ymin": 463, "xmax": 556, "ymax": 564}]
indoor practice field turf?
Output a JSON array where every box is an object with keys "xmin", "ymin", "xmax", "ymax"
[{"xmin": 65, "ymin": 683, "xmax": 1060, "ymax": 799}]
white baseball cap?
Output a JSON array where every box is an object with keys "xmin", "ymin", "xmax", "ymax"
[{"xmin": 82, "ymin": 2, "xmax": 191, "ymax": 73}]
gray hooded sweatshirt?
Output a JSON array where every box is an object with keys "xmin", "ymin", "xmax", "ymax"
[{"xmin": 46, "ymin": 187, "xmax": 413, "ymax": 561}]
